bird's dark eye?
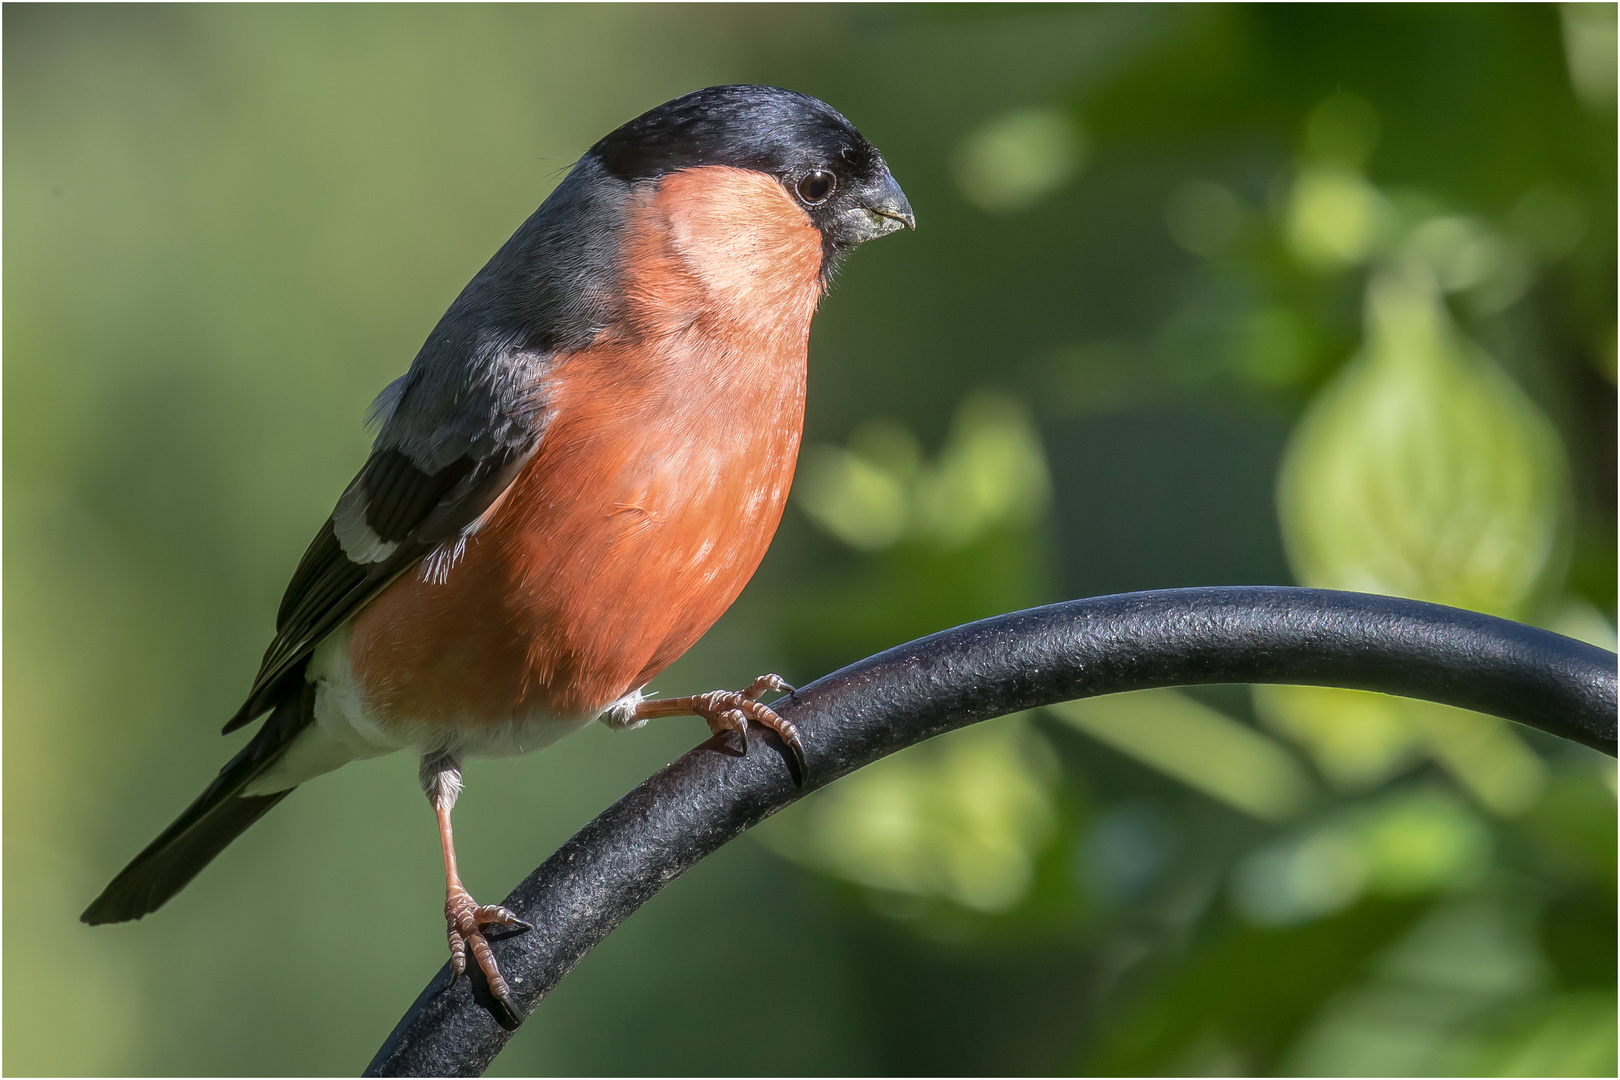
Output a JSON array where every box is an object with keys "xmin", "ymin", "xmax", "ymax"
[{"xmin": 796, "ymin": 169, "xmax": 836, "ymax": 205}]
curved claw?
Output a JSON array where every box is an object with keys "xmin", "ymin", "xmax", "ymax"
[
  {"xmin": 778, "ymin": 730, "xmax": 809, "ymax": 786},
  {"xmin": 446, "ymin": 922, "xmax": 469, "ymax": 991},
  {"xmin": 702, "ymin": 707, "xmax": 751, "ymax": 757},
  {"xmin": 475, "ymin": 905, "xmax": 533, "ymax": 933},
  {"xmin": 445, "ymin": 888, "xmax": 524, "ymax": 1015},
  {"xmin": 733, "ymin": 696, "xmax": 809, "ymax": 786}
]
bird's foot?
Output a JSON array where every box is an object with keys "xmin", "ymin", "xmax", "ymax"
[
  {"xmin": 445, "ymin": 884, "xmax": 531, "ymax": 1013},
  {"xmin": 635, "ymin": 674, "xmax": 807, "ymax": 783},
  {"xmin": 693, "ymin": 685, "xmax": 809, "ymax": 783}
]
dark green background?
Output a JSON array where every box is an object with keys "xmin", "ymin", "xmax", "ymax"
[{"xmin": 6, "ymin": 5, "xmax": 1614, "ymax": 1075}]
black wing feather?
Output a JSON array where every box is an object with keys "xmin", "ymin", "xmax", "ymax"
[{"xmin": 225, "ymin": 441, "xmax": 538, "ymax": 732}]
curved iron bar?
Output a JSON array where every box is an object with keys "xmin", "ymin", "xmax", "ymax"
[{"xmin": 366, "ymin": 587, "xmax": 1616, "ymax": 1076}]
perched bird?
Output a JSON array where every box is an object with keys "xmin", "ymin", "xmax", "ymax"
[{"xmin": 82, "ymin": 85, "xmax": 913, "ymax": 1009}]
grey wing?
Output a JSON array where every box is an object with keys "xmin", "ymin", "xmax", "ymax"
[{"xmin": 223, "ymin": 341, "xmax": 552, "ymax": 733}]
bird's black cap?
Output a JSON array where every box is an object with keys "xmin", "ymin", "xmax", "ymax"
[
  {"xmin": 592, "ymin": 85, "xmax": 876, "ymax": 183},
  {"xmin": 590, "ymin": 84, "xmax": 913, "ymax": 256}
]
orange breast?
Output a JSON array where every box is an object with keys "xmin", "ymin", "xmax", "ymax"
[{"xmin": 347, "ymin": 167, "xmax": 824, "ymax": 726}]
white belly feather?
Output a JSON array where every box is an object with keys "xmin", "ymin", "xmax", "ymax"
[{"xmin": 241, "ymin": 623, "xmax": 639, "ymax": 795}]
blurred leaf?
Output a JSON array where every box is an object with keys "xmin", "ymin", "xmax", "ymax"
[
  {"xmin": 797, "ymin": 389, "xmax": 1050, "ymax": 552},
  {"xmin": 1549, "ymin": 597, "xmax": 1619, "ymax": 651},
  {"xmin": 785, "ymin": 389, "xmax": 1056, "ymax": 672},
  {"xmin": 1399, "ymin": 213, "xmax": 1537, "ymax": 316},
  {"xmin": 781, "ymin": 522, "xmax": 1053, "ymax": 670},
  {"xmin": 1356, "ymin": 787, "xmax": 1493, "ymax": 897},
  {"xmin": 1233, "ymin": 305, "xmax": 1324, "ymax": 389},
  {"xmin": 1076, "ymin": 897, "xmax": 1428, "ymax": 1076},
  {"xmin": 759, "ymin": 717, "xmax": 1058, "ymax": 914},
  {"xmin": 1510, "ymin": 184, "xmax": 1590, "ymax": 264},
  {"xmin": 1303, "ymin": 92, "xmax": 1381, "ymax": 170},
  {"xmin": 954, "ymin": 107, "xmax": 1084, "ymax": 214},
  {"xmin": 796, "ymin": 442, "xmax": 911, "ymax": 551},
  {"xmin": 1458, "ymin": 990, "xmax": 1618, "ymax": 1076},
  {"xmin": 1561, "ymin": 2, "xmax": 1618, "ymax": 111},
  {"xmin": 1278, "ymin": 264, "xmax": 1572, "ymax": 614},
  {"xmin": 1165, "ymin": 179, "xmax": 1247, "ymax": 257},
  {"xmin": 1077, "ymin": 802, "xmax": 1179, "ymax": 907},
  {"xmin": 1232, "ymin": 786, "xmax": 1492, "ymax": 926},
  {"xmin": 1518, "ymin": 765, "xmax": 1617, "ymax": 995},
  {"xmin": 1257, "ymin": 687, "xmax": 1550, "ymax": 814},
  {"xmin": 917, "ymin": 391, "xmax": 1051, "ymax": 544},
  {"xmin": 1284, "ymin": 895, "xmax": 1550, "ymax": 1075},
  {"xmin": 1517, "ymin": 764, "xmax": 1618, "ymax": 891},
  {"xmin": 1412, "ymin": 701, "xmax": 1548, "ymax": 817},
  {"xmin": 1405, "ymin": 215, "xmax": 1518, "ymax": 295},
  {"xmin": 1254, "ymin": 684, "xmax": 1425, "ymax": 789},
  {"xmin": 1233, "ymin": 821, "xmax": 1369, "ymax": 927},
  {"xmin": 1049, "ymin": 690, "xmax": 1314, "ymax": 823},
  {"xmin": 1286, "ymin": 165, "xmax": 1394, "ymax": 269}
]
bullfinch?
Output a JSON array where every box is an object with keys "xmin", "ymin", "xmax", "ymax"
[{"xmin": 82, "ymin": 84, "xmax": 914, "ymax": 1011}]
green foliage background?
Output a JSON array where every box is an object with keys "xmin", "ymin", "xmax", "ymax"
[{"xmin": 6, "ymin": 5, "xmax": 1614, "ymax": 1075}]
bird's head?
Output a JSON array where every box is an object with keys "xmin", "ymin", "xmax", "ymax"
[{"xmin": 590, "ymin": 85, "xmax": 914, "ymax": 272}]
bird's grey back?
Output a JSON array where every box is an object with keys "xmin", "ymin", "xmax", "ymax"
[{"xmin": 371, "ymin": 154, "xmax": 634, "ymax": 471}]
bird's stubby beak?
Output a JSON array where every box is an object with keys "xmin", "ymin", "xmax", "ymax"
[{"xmin": 836, "ymin": 169, "xmax": 916, "ymax": 246}]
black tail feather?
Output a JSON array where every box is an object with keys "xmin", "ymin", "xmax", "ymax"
[
  {"xmin": 81, "ymin": 682, "xmax": 316, "ymax": 925},
  {"xmin": 81, "ymin": 790, "xmax": 293, "ymax": 924}
]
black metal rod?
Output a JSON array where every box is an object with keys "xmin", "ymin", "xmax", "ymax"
[{"xmin": 365, "ymin": 587, "xmax": 1616, "ymax": 1077}]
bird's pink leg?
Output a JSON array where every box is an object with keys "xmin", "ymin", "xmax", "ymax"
[{"xmin": 423, "ymin": 754, "xmax": 530, "ymax": 1014}]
